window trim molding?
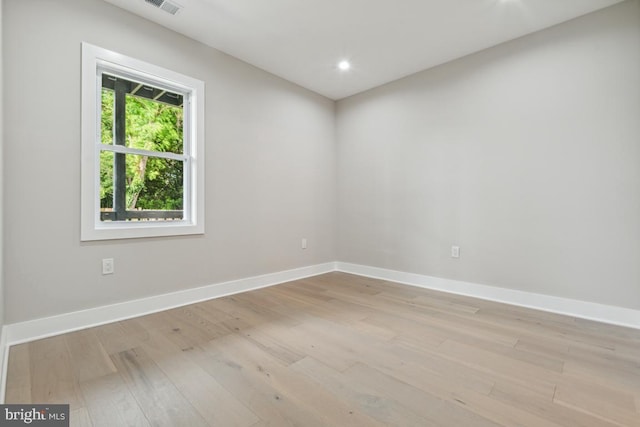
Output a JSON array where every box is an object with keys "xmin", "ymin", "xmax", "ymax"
[{"xmin": 81, "ymin": 43, "xmax": 205, "ymax": 241}]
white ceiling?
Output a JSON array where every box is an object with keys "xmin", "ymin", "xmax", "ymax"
[{"xmin": 103, "ymin": 0, "xmax": 624, "ymax": 100}]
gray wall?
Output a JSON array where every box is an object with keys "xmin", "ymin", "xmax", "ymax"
[
  {"xmin": 3, "ymin": 0, "xmax": 336, "ymax": 323},
  {"xmin": 337, "ymin": 1, "xmax": 640, "ymax": 310}
]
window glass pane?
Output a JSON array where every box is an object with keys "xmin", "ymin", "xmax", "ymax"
[
  {"xmin": 99, "ymin": 150, "xmax": 114, "ymax": 210},
  {"xmin": 100, "ymin": 152, "xmax": 184, "ymax": 222},
  {"xmin": 101, "ymin": 89, "xmax": 114, "ymax": 145},
  {"xmin": 125, "ymin": 95, "xmax": 184, "ymax": 154},
  {"xmin": 100, "ymin": 73, "xmax": 184, "ymax": 154},
  {"xmin": 131, "ymin": 154, "xmax": 184, "ymax": 213}
]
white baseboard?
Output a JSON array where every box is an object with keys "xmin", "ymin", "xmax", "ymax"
[
  {"xmin": 4, "ymin": 262, "xmax": 337, "ymax": 346},
  {"xmin": 336, "ymin": 262, "xmax": 640, "ymax": 330}
]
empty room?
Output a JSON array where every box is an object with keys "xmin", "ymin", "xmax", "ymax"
[{"xmin": 0, "ymin": 0, "xmax": 639, "ymax": 425}]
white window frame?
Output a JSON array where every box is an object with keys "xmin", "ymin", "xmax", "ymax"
[{"xmin": 81, "ymin": 43, "xmax": 205, "ymax": 241}]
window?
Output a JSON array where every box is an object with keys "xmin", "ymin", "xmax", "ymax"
[{"xmin": 81, "ymin": 43, "xmax": 204, "ymax": 240}]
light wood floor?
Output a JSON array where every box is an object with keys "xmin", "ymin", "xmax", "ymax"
[{"xmin": 5, "ymin": 272, "xmax": 640, "ymax": 426}]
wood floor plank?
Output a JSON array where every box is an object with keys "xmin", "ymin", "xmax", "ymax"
[
  {"xmin": 345, "ymin": 362, "xmax": 501, "ymax": 427},
  {"xmin": 64, "ymin": 329, "xmax": 117, "ymax": 382},
  {"xmin": 110, "ymin": 347, "xmax": 209, "ymax": 426},
  {"xmin": 291, "ymin": 356, "xmax": 432, "ymax": 427},
  {"xmin": 566, "ymin": 341, "xmax": 640, "ymax": 371},
  {"xmin": 562, "ymin": 358, "xmax": 640, "ymax": 395},
  {"xmin": 363, "ymin": 312, "xmax": 449, "ymax": 348},
  {"xmin": 141, "ymin": 330, "xmax": 260, "ymax": 427},
  {"xmin": 514, "ymin": 334, "xmax": 570, "ymax": 360},
  {"xmin": 200, "ymin": 295, "xmax": 279, "ymax": 327},
  {"xmin": 199, "ymin": 333, "xmax": 386, "ymax": 427},
  {"xmin": 379, "ymin": 339, "xmax": 496, "ymax": 396},
  {"xmin": 186, "ymin": 339, "xmax": 332, "ymax": 426},
  {"xmin": 553, "ymin": 376, "xmax": 640, "ymax": 426},
  {"xmin": 417, "ymin": 311, "xmax": 520, "ymax": 348},
  {"xmin": 308, "ymin": 298, "xmax": 372, "ymax": 324},
  {"xmin": 165, "ymin": 305, "xmax": 230, "ymax": 341},
  {"xmin": 5, "ymin": 343, "xmax": 32, "ymax": 403},
  {"xmin": 138, "ymin": 309, "xmax": 226, "ymax": 352},
  {"xmin": 436, "ymin": 339, "xmax": 558, "ymax": 397},
  {"xmin": 93, "ymin": 319, "xmax": 150, "ymax": 355},
  {"xmin": 490, "ymin": 380, "xmax": 620, "ymax": 427},
  {"xmin": 70, "ymin": 408, "xmax": 93, "ymax": 427},
  {"xmin": 28, "ymin": 335, "xmax": 85, "ymax": 409},
  {"xmin": 241, "ymin": 325, "xmax": 306, "ymax": 366},
  {"xmin": 258, "ymin": 319, "xmax": 358, "ymax": 372},
  {"xmin": 478, "ymin": 305, "xmax": 640, "ymax": 354},
  {"xmin": 80, "ymin": 373, "xmax": 150, "ymax": 427},
  {"xmin": 349, "ymin": 319, "xmax": 398, "ymax": 341},
  {"xmin": 7, "ymin": 273, "xmax": 640, "ymax": 426},
  {"xmin": 411, "ymin": 293, "xmax": 481, "ymax": 314},
  {"xmin": 233, "ymin": 288, "xmax": 299, "ymax": 311},
  {"xmin": 433, "ymin": 332, "xmax": 566, "ymax": 373},
  {"xmin": 447, "ymin": 385, "xmax": 566, "ymax": 427}
]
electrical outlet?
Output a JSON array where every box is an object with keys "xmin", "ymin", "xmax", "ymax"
[
  {"xmin": 102, "ymin": 258, "xmax": 115, "ymax": 275},
  {"xmin": 451, "ymin": 246, "xmax": 460, "ymax": 258},
  {"xmin": 301, "ymin": 238, "xmax": 308, "ymax": 249}
]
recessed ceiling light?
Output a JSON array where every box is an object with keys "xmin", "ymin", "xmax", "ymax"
[{"xmin": 337, "ymin": 60, "xmax": 351, "ymax": 71}]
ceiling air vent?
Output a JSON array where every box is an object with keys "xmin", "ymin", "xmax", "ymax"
[{"xmin": 144, "ymin": 0, "xmax": 182, "ymax": 15}]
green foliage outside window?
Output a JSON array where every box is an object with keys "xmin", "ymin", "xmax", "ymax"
[{"xmin": 100, "ymin": 89, "xmax": 184, "ymax": 211}]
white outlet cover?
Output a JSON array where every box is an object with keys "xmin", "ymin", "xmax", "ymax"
[
  {"xmin": 102, "ymin": 258, "xmax": 115, "ymax": 275},
  {"xmin": 451, "ymin": 246, "xmax": 460, "ymax": 258}
]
